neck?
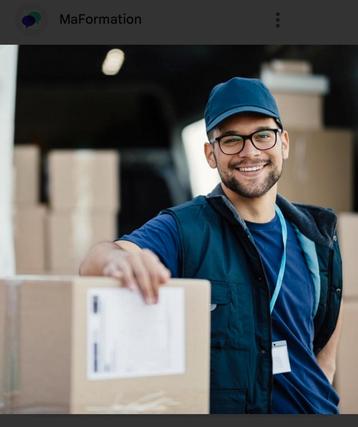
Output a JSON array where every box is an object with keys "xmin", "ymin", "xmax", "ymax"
[{"xmin": 220, "ymin": 183, "xmax": 277, "ymax": 223}]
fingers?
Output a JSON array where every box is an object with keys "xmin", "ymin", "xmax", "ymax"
[
  {"xmin": 141, "ymin": 249, "xmax": 170, "ymax": 285},
  {"xmin": 140, "ymin": 249, "xmax": 171, "ymax": 304},
  {"xmin": 102, "ymin": 257, "xmax": 137, "ymax": 290},
  {"xmin": 102, "ymin": 248, "xmax": 171, "ymax": 305}
]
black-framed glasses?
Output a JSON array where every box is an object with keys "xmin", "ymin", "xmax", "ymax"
[{"xmin": 210, "ymin": 128, "xmax": 282, "ymax": 155}]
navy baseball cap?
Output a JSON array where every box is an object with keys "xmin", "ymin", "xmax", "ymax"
[{"xmin": 204, "ymin": 77, "xmax": 282, "ymax": 133}]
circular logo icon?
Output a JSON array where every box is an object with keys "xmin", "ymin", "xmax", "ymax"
[
  {"xmin": 16, "ymin": 5, "xmax": 46, "ymax": 35},
  {"xmin": 22, "ymin": 11, "xmax": 42, "ymax": 28}
]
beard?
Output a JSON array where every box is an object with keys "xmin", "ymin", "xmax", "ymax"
[{"xmin": 217, "ymin": 160, "xmax": 283, "ymax": 199}]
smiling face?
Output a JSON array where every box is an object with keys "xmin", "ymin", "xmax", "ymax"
[{"xmin": 204, "ymin": 113, "xmax": 289, "ymax": 199}]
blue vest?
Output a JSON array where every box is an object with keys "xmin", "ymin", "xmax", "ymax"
[{"xmin": 164, "ymin": 186, "xmax": 342, "ymax": 414}]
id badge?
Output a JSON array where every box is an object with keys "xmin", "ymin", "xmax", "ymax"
[{"xmin": 272, "ymin": 340, "xmax": 291, "ymax": 375}]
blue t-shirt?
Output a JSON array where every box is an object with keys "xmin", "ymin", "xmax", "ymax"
[
  {"xmin": 120, "ymin": 214, "xmax": 181, "ymax": 276},
  {"xmin": 119, "ymin": 212, "xmax": 339, "ymax": 414}
]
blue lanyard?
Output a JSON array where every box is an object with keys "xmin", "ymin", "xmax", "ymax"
[{"xmin": 269, "ymin": 205, "xmax": 287, "ymax": 314}]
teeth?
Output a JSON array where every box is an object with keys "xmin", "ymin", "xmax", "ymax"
[{"xmin": 238, "ymin": 165, "xmax": 265, "ymax": 172}]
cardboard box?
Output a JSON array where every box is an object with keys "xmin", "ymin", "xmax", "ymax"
[
  {"xmin": 0, "ymin": 276, "xmax": 210, "ymax": 414},
  {"xmin": 13, "ymin": 205, "xmax": 47, "ymax": 274},
  {"xmin": 337, "ymin": 214, "xmax": 358, "ymax": 298},
  {"xmin": 262, "ymin": 70, "xmax": 329, "ymax": 94},
  {"xmin": 47, "ymin": 211, "xmax": 117, "ymax": 274},
  {"xmin": 278, "ymin": 129, "xmax": 353, "ymax": 212},
  {"xmin": 335, "ymin": 301, "xmax": 358, "ymax": 414},
  {"xmin": 13, "ymin": 145, "xmax": 40, "ymax": 205},
  {"xmin": 260, "ymin": 69, "xmax": 329, "ymax": 129},
  {"xmin": 0, "ymin": 283, "xmax": 6, "ymax": 410},
  {"xmin": 272, "ymin": 92, "xmax": 323, "ymax": 130},
  {"xmin": 48, "ymin": 150, "xmax": 119, "ymax": 211},
  {"xmin": 0, "ymin": 281, "xmax": 20, "ymax": 413},
  {"xmin": 262, "ymin": 60, "xmax": 313, "ymax": 75}
]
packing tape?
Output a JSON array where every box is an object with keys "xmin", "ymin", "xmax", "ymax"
[
  {"xmin": 85, "ymin": 390, "xmax": 181, "ymax": 414},
  {"xmin": 72, "ymin": 211, "xmax": 93, "ymax": 268},
  {"xmin": 75, "ymin": 151, "xmax": 95, "ymax": 209}
]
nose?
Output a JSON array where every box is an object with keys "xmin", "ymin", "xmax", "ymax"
[{"xmin": 238, "ymin": 137, "xmax": 261, "ymax": 156}]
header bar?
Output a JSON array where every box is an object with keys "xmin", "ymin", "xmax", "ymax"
[{"xmin": 0, "ymin": 0, "xmax": 357, "ymax": 44}]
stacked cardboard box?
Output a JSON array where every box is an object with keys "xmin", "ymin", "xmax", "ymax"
[
  {"xmin": 260, "ymin": 60, "xmax": 354, "ymax": 212},
  {"xmin": 278, "ymin": 129, "xmax": 353, "ymax": 212},
  {"xmin": 335, "ymin": 214, "xmax": 358, "ymax": 413},
  {"xmin": 260, "ymin": 59, "xmax": 329, "ymax": 130},
  {"xmin": 13, "ymin": 145, "xmax": 39, "ymax": 206},
  {"xmin": 13, "ymin": 146, "xmax": 47, "ymax": 274},
  {"xmin": 47, "ymin": 150, "xmax": 120, "ymax": 274},
  {"xmin": 0, "ymin": 283, "xmax": 5, "ymax": 410},
  {"xmin": 0, "ymin": 277, "xmax": 210, "ymax": 414}
]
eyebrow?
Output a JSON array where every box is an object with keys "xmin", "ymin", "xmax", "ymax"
[{"xmin": 217, "ymin": 126, "xmax": 274, "ymax": 137}]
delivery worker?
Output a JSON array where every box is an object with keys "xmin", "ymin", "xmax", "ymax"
[{"xmin": 79, "ymin": 76, "xmax": 343, "ymax": 414}]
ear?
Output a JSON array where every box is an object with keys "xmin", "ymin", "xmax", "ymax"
[
  {"xmin": 204, "ymin": 142, "xmax": 217, "ymax": 169},
  {"xmin": 281, "ymin": 130, "xmax": 289, "ymax": 160}
]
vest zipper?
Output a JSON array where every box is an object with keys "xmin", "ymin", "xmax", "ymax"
[{"xmin": 242, "ymin": 230, "xmax": 273, "ymax": 413}]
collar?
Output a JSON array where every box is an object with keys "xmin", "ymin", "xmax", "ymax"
[{"xmin": 206, "ymin": 184, "xmax": 337, "ymax": 248}]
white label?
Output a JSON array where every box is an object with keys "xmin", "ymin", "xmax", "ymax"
[
  {"xmin": 87, "ymin": 287, "xmax": 185, "ymax": 380},
  {"xmin": 272, "ymin": 340, "xmax": 291, "ymax": 375}
]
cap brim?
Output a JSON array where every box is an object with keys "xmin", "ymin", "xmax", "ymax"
[{"xmin": 206, "ymin": 106, "xmax": 281, "ymax": 132}]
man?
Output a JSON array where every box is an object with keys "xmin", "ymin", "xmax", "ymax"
[{"xmin": 80, "ymin": 77, "xmax": 343, "ymax": 414}]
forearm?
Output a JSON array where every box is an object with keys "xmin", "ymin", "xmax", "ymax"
[
  {"xmin": 79, "ymin": 241, "xmax": 123, "ymax": 276},
  {"xmin": 316, "ymin": 306, "xmax": 343, "ymax": 384},
  {"xmin": 316, "ymin": 350, "xmax": 336, "ymax": 384}
]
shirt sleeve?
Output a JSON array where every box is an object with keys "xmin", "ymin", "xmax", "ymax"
[{"xmin": 118, "ymin": 213, "xmax": 181, "ymax": 277}]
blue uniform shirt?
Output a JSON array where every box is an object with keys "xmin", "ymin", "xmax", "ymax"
[
  {"xmin": 119, "ymin": 212, "xmax": 340, "ymax": 414},
  {"xmin": 120, "ymin": 213, "xmax": 181, "ymax": 276}
]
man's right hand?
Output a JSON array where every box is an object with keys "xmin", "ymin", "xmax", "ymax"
[{"xmin": 79, "ymin": 240, "xmax": 171, "ymax": 305}]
